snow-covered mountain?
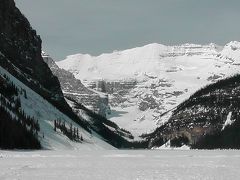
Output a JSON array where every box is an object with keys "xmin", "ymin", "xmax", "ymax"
[{"xmin": 57, "ymin": 42, "xmax": 240, "ymax": 138}]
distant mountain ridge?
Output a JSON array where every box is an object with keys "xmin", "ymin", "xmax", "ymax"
[
  {"xmin": 57, "ymin": 41, "xmax": 240, "ymax": 139},
  {"xmin": 58, "ymin": 42, "xmax": 221, "ymax": 80}
]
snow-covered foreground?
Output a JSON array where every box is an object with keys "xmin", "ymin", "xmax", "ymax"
[{"xmin": 1, "ymin": 150, "xmax": 240, "ymax": 180}]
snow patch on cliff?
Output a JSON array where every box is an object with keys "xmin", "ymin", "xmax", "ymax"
[{"xmin": 222, "ymin": 112, "xmax": 234, "ymax": 130}]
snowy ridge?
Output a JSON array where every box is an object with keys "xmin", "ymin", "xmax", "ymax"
[
  {"xmin": 0, "ymin": 66, "xmax": 114, "ymax": 150},
  {"xmin": 58, "ymin": 43, "xmax": 220, "ymax": 80},
  {"xmin": 219, "ymin": 41, "xmax": 240, "ymax": 64},
  {"xmin": 57, "ymin": 42, "xmax": 240, "ymax": 138}
]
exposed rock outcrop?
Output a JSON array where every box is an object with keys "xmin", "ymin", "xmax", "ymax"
[
  {"xmin": 42, "ymin": 52, "xmax": 110, "ymax": 117},
  {"xmin": 0, "ymin": 0, "xmax": 94, "ymax": 136},
  {"xmin": 0, "ymin": 0, "xmax": 65, "ymax": 105}
]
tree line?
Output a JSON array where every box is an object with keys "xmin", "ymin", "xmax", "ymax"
[
  {"xmin": 0, "ymin": 74, "xmax": 40, "ymax": 149},
  {"xmin": 54, "ymin": 119, "xmax": 83, "ymax": 142}
]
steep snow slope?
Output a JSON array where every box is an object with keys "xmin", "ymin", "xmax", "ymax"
[
  {"xmin": 57, "ymin": 42, "xmax": 240, "ymax": 138},
  {"xmin": 0, "ymin": 66, "xmax": 114, "ymax": 150}
]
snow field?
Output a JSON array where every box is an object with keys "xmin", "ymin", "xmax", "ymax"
[{"xmin": 0, "ymin": 150, "xmax": 240, "ymax": 180}]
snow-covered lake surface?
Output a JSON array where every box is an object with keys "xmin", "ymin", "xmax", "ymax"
[{"xmin": 1, "ymin": 150, "xmax": 240, "ymax": 180}]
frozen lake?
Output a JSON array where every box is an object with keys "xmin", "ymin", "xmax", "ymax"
[{"xmin": 0, "ymin": 150, "xmax": 240, "ymax": 180}]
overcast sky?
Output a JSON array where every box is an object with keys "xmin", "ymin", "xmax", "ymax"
[{"xmin": 15, "ymin": 0, "xmax": 240, "ymax": 60}]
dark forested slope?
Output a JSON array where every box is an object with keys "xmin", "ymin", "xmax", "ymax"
[{"xmin": 147, "ymin": 74, "xmax": 240, "ymax": 149}]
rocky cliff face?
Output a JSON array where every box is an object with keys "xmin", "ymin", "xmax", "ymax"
[
  {"xmin": 42, "ymin": 52, "xmax": 110, "ymax": 117},
  {"xmin": 0, "ymin": 0, "xmax": 65, "ymax": 104},
  {"xmin": 0, "ymin": 0, "xmax": 89, "ymax": 128}
]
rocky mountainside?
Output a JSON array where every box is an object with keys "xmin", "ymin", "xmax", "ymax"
[
  {"xmin": 0, "ymin": 0, "xmax": 63, "ymax": 104},
  {"xmin": 57, "ymin": 42, "xmax": 240, "ymax": 139},
  {"xmin": 42, "ymin": 52, "xmax": 110, "ymax": 117},
  {"xmin": 147, "ymin": 74, "xmax": 240, "ymax": 149},
  {"xmin": 0, "ymin": 0, "xmax": 116, "ymax": 150},
  {"xmin": 0, "ymin": 0, "xmax": 89, "ymax": 127}
]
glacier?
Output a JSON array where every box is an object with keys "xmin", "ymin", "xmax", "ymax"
[{"xmin": 57, "ymin": 42, "xmax": 240, "ymax": 138}]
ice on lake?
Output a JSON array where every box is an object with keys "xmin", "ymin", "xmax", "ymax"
[{"xmin": 0, "ymin": 150, "xmax": 240, "ymax": 180}]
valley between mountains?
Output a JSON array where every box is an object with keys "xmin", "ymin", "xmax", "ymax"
[{"xmin": 1, "ymin": 0, "xmax": 240, "ymax": 150}]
